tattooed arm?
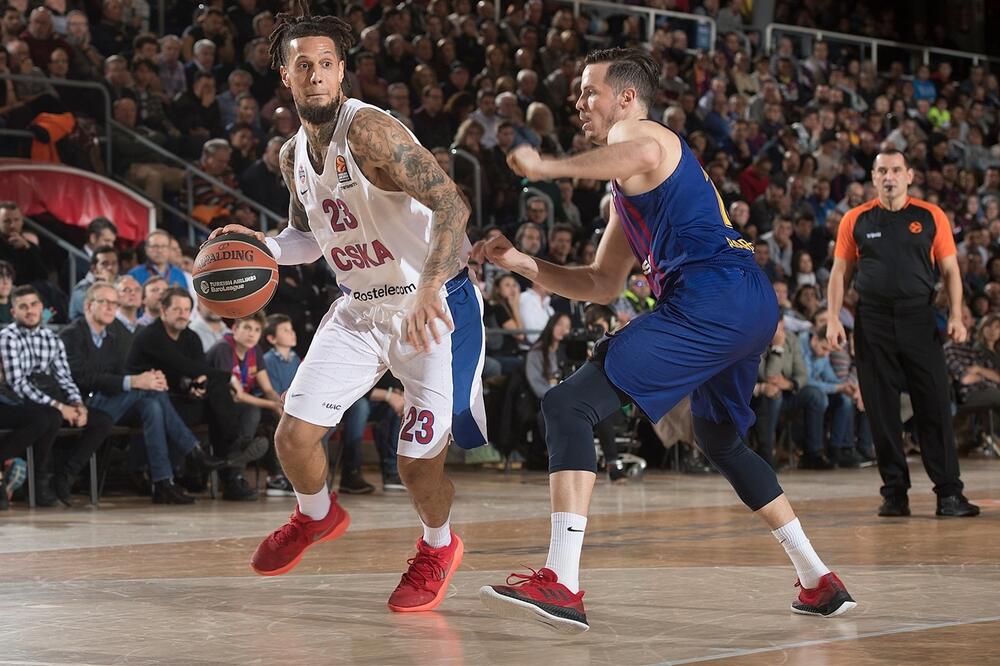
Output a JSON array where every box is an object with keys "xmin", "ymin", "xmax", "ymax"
[
  {"xmin": 349, "ymin": 108, "xmax": 470, "ymax": 291},
  {"xmin": 208, "ymin": 135, "xmax": 324, "ymax": 265},
  {"xmin": 349, "ymin": 108, "xmax": 471, "ymax": 351}
]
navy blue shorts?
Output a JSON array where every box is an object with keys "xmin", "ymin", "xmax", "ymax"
[{"xmin": 604, "ymin": 263, "xmax": 778, "ymax": 435}]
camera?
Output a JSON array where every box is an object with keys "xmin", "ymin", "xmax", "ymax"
[{"xmin": 179, "ymin": 377, "xmax": 207, "ymax": 392}]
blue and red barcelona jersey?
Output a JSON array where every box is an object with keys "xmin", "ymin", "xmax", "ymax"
[{"xmin": 611, "ymin": 128, "xmax": 755, "ymax": 298}]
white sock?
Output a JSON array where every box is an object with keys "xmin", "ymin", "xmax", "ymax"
[
  {"xmin": 422, "ymin": 516, "xmax": 452, "ymax": 548},
  {"xmin": 295, "ymin": 485, "xmax": 331, "ymax": 521},
  {"xmin": 772, "ymin": 518, "xmax": 831, "ymax": 589},
  {"xmin": 544, "ymin": 512, "xmax": 587, "ymax": 593}
]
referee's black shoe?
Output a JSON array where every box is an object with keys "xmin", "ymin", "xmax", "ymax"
[
  {"xmin": 936, "ymin": 494, "xmax": 980, "ymax": 517},
  {"xmin": 878, "ymin": 495, "xmax": 911, "ymax": 517}
]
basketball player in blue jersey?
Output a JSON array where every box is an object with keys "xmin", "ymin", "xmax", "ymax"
[{"xmin": 475, "ymin": 48, "xmax": 855, "ymax": 633}]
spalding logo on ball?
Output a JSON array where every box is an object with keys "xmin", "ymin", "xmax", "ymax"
[{"xmin": 192, "ymin": 232, "xmax": 278, "ymax": 319}]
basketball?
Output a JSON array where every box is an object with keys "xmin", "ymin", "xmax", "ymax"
[{"xmin": 192, "ymin": 232, "xmax": 278, "ymax": 319}]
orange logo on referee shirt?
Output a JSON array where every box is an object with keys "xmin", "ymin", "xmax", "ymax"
[{"xmin": 909, "ymin": 221, "xmax": 922, "ymax": 234}]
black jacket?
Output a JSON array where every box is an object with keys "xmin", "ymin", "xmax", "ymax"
[
  {"xmin": 59, "ymin": 318, "xmax": 131, "ymax": 398},
  {"xmin": 126, "ymin": 319, "xmax": 229, "ymax": 393}
]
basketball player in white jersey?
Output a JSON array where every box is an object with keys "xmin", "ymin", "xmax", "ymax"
[{"xmin": 209, "ymin": 3, "xmax": 486, "ymax": 612}]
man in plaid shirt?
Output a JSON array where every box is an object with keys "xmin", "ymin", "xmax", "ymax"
[{"xmin": 0, "ymin": 285, "xmax": 113, "ymax": 506}]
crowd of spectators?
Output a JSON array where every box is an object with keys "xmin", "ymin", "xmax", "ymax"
[{"xmin": 2, "ymin": 0, "xmax": 1000, "ymax": 508}]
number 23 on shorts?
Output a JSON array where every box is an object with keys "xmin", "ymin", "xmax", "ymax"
[{"xmin": 400, "ymin": 407, "xmax": 435, "ymax": 445}]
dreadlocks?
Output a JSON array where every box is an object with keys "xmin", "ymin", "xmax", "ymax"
[{"xmin": 268, "ymin": 0, "xmax": 355, "ymax": 71}]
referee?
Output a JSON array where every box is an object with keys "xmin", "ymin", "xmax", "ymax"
[{"xmin": 826, "ymin": 149, "xmax": 979, "ymax": 518}]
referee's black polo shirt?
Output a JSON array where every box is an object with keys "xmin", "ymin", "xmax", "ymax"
[{"xmin": 834, "ymin": 196, "xmax": 957, "ymax": 305}]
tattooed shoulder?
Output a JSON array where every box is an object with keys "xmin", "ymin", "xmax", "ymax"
[
  {"xmin": 347, "ymin": 109, "xmax": 457, "ymax": 211},
  {"xmin": 278, "ymin": 135, "xmax": 311, "ymax": 233}
]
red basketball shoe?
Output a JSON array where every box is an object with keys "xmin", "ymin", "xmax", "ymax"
[
  {"xmin": 791, "ymin": 572, "xmax": 857, "ymax": 617},
  {"xmin": 479, "ymin": 567, "xmax": 589, "ymax": 634},
  {"xmin": 250, "ymin": 492, "xmax": 351, "ymax": 576},
  {"xmin": 387, "ymin": 533, "xmax": 464, "ymax": 612}
]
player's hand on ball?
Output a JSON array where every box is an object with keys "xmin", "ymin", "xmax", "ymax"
[
  {"xmin": 507, "ymin": 145, "xmax": 545, "ymax": 180},
  {"xmin": 206, "ymin": 224, "xmax": 265, "ymax": 244},
  {"xmin": 404, "ymin": 288, "xmax": 454, "ymax": 353}
]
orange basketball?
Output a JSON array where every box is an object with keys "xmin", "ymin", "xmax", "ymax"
[{"xmin": 192, "ymin": 232, "xmax": 278, "ymax": 319}]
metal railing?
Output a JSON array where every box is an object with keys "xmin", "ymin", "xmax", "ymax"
[
  {"xmin": 0, "ymin": 73, "xmax": 113, "ymax": 172},
  {"xmin": 108, "ymin": 119, "xmax": 286, "ymax": 234},
  {"xmin": 449, "ymin": 147, "xmax": 483, "ymax": 227},
  {"xmin": 764, "ymin": 23, "xmax": 1000, "ymax": 73},
  {"xmin": 23, "ymin": 216, "xmax": 89, "ymax": 297}
]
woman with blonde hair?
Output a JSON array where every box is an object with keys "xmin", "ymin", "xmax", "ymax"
[{"xmin": 526, "ymin": 101, "xmax": 563, "ymax": 156}]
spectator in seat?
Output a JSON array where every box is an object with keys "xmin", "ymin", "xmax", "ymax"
[
  {"xmin": 519, "ymin": 280, "xmax": 554, "ymax": 344},
  {"xmin": 751, "ymin": 318, "xmax": 809, "ymax": 469},
  {"xmin": 172, "ymin": 71, "xmax": 223, "ymax": 146},
  {"xmin": 226, "ymin": 92, "xmax": 267, "ymax": 146},
  {"xmin": 240, "ymin": 136, "xmax": 288, "ymax": 216},
  {"xmin": 129, "ymin": 229, "xmax": 187, "ymax": 290},
  {"xmin": 243, "ymin": 37, "xmax": 279, "ymax": 107},
  {"xmin": 189, "ymin": 300, "xmax": 229, "ymax": 352},
  {"xmin": 614, "ymin": 270, "xmax": 655, "ymax": 324},
  {"xmin": 114, "ymin": 274, "xmax": 142, "ymax": 335},
  {"xmin": 484, "ymin": 273, "xmax": 527, "ymax": 374},
  {"xmin": 227, "ymin": 122, "xmax": 258, "ymax": 179},
  {"xmin": 0, "ymin": 202, "xmax": 51, "ymax": 287},
  {"xmin": 112, "ymin": 97, "xmax": 186, "ymax": 210},
  {"xmin": 126, "ymin": 288, "xmax": 261, "ymax": 501},
  {"xmin": 260, "ymin": 314, "xmax": 297, "ymax": 496},
  {"xmin": 761, "ymin": 215, "xmax": 795, "ymax": 277},
  {"xmin": 191, "ymin": 138, "xmax": 255, "ymax": 227},
  {"xmin": 183, "ymin": 37, "xmax": 218, "ymax": 88},
  {"xmin": 91, "ymin": 0, "xmax": 136, "ymax": 58},
  {"xmin": 0, "ymin": 261, "xmax": 14, "ymax": 326},
  {"xmin": 800, "ymin": 324, "xmax": 863, "ymax": 469},
  {"xmin": 946, "ymin": 306, "xmax": 1000, "ymax": 414},
  {"xmin": 157, "ymin": 34, "xmax": 186, "ymax": 100},
  {"xmin": 0, "ymin": 285, "xmax": 113, "ymax": 506},
  {"xmin": 21, "ymin": 7, "xmax": 70, "ymax": 71},
  {"xmin": 412, "ymin": 84, "xmax": 451, "ymax": 151},
  {"xmin": 68, "ymin": 245, "xmax": 118, "ymax": 321},
  {"xmin": 339, "ymin": 374, "xmax": 406, "ymax": 493},
  {"xmin": 218, "ymin": 68, "xmax": 252, "ymax": 127},
  {"xmin": 61, "ymin": 281, "xmax": 224, "ymax": 504},
  {"xmin": 0, "ymin": 394, "xmax": 62, "ymax": 509},
  {"xmin": 136, "ymin": 275, "xmax": 167, "ymax": 327},
  {"xmin": 77, "ymin": 217, "xmax": 118, "ymax": 282},
  {"xmin": 538, "ymin": 223, "xmax": 574, "ymax": 266}
]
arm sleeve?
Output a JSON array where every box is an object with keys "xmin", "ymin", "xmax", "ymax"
[
  {"xmin": 930, "ymin": 204, "xmax": 957, "ymax": 263},
  {"xmin": 264, "ymin": 227, "xmax": 324, "ymax": 266},
  {"xmin": 51, "ymin": 338, "xmax": 83, "ymax": 404},
  {"xmin": 833, "ymin": 207, "xmax": 860, "ymax": 260}
]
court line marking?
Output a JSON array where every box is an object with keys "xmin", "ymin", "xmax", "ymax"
[{"xmin": 653, "ymin": 615, "xmax": 1000, "ymax": 665}]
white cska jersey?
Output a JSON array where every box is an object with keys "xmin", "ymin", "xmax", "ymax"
[{"xmin": 293, "ymin": 98, "xmax": 469, "ymax": 308}]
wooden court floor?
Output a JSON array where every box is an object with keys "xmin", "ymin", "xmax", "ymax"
[{"xmin": 1, "ymin": 459, "xmax": 998, "ymax": 665}]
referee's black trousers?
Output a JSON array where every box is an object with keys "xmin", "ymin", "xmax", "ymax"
[{"xmin": 854, "ymin": 300, "xmax": 963, "ymax": 499}]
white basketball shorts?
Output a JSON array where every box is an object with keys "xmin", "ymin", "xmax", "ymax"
[{"xmin": 283, "ymin": 270, "xmax": 488, "ymax": 460}]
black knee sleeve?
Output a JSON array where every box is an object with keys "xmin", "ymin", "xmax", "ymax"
[
  {"xmin": 693, "ymin": 415, "xmax": 783, "ymax": 511},
  {"xmin": 544, "ymin": 362, "xmax": 625, "ymax": 473}
]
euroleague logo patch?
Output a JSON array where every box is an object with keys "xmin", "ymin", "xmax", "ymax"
[
  {"xmin": 298, "ymin": 165, "xmax": 306, "ymax": 187},
  {"xmin": 909, "ymin": 221, "xmax": 923, "ymax": 234},
  {"xmin": 336, "ymin": 155, "xmax": 352, "ymax": 184}
]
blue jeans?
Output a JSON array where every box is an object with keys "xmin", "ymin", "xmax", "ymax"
[
  {"xmin": 88, "ymin": 390, "xmax": 199, "ymax": 482},
  {"xmin": 340, "ymin": 397, "xmax": 400, "ymax": 476},
  {"xmin": 754, "ymin": 385, "xmax": 830, "ymax": 460}
]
